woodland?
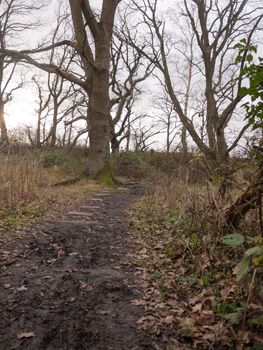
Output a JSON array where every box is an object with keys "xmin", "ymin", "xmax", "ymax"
[{"xmin": 0, "ymin": 0, "xmax": 263, "ymax": 349}]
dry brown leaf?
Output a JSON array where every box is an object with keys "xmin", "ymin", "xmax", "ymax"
[
  {"xmin": 131, "ymin": 299, "xmax": 146, "ymax": 306},
  {"xmin": 185, "ymin": 312, "xmax": 200, "ymax": 325},
  {"xmin": 79, "ymin": 281, "xmax": 93, "ymax": 291},
  {"xmin": 17, "ymin": 286, "xmax": 27, "ymax": 292},
  {"xmin": 220, "ymin": 284, "xmax": 236, "ymax": 297},
  {"xmin": 197, "ymin": 310, "xmax": 215, "ymax": 324},
  {"xmin": 202, "ymin": 333, "xmax": 215, "ymax": 341},
  {"xmin": 3, "ymin": 283, "xmax": 11, "ymax": 289},
  {"xmin": 192, "ymin": 303, "xmax": 202, "ymax": 312},
  {"xmin": 164, "ymin": 315, "xmax": 174, "ymax": 325},
  {"xmin": 136, "ymin": 315, "xmax": 156, "ymax": 329},
  {"xmin": 17, "ymin": 332, "xmax": 35, "ymax": 340},
  {"xmin": 57, "ymin": 249, "xmax": 65, "ymax": 257},
  {"xmin": 98, "ymin": 309, "xmax": 111, "ymax": 315},
  {"xmin": 189, "ymin": 291, "xmax": 207, "ymax": 305},
  {"xmin": 249, "ymin": 303, "xmax": 263, "ymax": 311}
]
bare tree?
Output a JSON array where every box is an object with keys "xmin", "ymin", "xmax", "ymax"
[
  {"xmin": 31, "ymin": 75, "xmax": 51, "ymax": 148},
  {"xmin": 68, "ymin": 0, "xmax": 120, "ymax": 177},
  {"xmin": 26, "ymin": 9, "xmax": 82, "ymax": 149},
  {"xmin": 125, "ymin": 0, "xmax": 262, "ymax": 168},
  {"xmin": 61, "ymin": 90, "xmax": 89, "ymax": 148},
  {"xmin": 2, "ymin": 0, "xmax": 120, "ymax": 179},
  {"xmin": 0, "ymin": 0, "xmax": 43, "ymax": 149},
  {"xmin": 110, "ymin": 34, "xmax": 154, "ymax": 153},
  {"xmin": 154, "ymin": 91, "xmax": 179, "ymax": 153},
  {"xmin": 131, "ymin": 116, "xmax": 161, "ymax": 152}
]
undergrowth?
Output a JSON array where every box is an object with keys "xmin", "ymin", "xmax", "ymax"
[
  {"xmin": 0, "ymin": 149, "xmax": 101, "ymax": 239},
  {"xmin": 131, "ymin": 175, "xmax": 263, "ymax": 349}
]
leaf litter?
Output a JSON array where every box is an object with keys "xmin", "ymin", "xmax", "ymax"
[{"xmin": 128, "ymin": 198, "xmax": 263, "ymax": 349}]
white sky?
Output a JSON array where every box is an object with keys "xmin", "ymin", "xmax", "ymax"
[{"xmin": 5, "ymin": 1, "xmax": 56, "ymax": 130}]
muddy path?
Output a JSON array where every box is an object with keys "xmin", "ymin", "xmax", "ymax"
[{"xmin": 0, "ymin": 184, "xmax": 159, "ymax": 350}]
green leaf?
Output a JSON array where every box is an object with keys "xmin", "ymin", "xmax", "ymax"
[
  {"xmin": 245, "ymin": 246, "xmax": 263, "ymax": 257},
  {"xmin": 235, "ymin": 55, "xmax": 242, "ymax": 63},
  {"xmin": 247, "ymin": 54, "xmax": 253, "ymax": 62},
  {"xmin": 236, "ymin": 257, "xmax": 250, "ymax": 281},
  {"xmin": 239, "ymin": 87, "xmax": 248, "ymax": 96},
  {"xmin": 221, "ymin": 233, "xmax": 245, "ymax": 247}
]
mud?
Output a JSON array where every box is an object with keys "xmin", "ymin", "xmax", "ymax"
[{"xmin": 0, "ymin": 184, "xmax": 158, "ymax": 350}]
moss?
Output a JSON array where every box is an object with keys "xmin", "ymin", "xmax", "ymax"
[{"xmin": 96, "ymin": 166, "xmax": 116, "ymax": 187}]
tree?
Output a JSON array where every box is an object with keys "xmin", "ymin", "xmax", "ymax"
[
  {"xmin": 224, "ymin": 41, "xmax": 263, "ymax": 230},
  {"xmin": 30, "ymin": 75, "xmax": 52, "ymax": 148},
  {"xmin": 131, "ymin": 115, "xmax": 161, "ymax": 152},
  {"xmin": 25, "ymin": 6, "xmax": 84, "ymax": 149},
  {"xmin": 0, "ymin": 0, "xmax": 43, "ymax": 149},
  {"xmin": 2, "ymin": 0, "xmax": 120, "ymax": 180},
  {"xmin": 154, "ymin": 91, "xmax": 179, "ymax": 153},
  {"xmin": 125, "ymin": 0, "xmax": 262, "ymax": 168},
  {"xmin": 68, "ymin": 0, "xmax": 120, "ymax": 178},
  {"xmin": 110, "ymin": 35, "xmax": 153, "ymax": 153}
]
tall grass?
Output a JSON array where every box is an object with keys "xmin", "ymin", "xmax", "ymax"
[
  {"xmin": 0, "ymin": 155, "xmax": 43, "ymax": 209},
  {"xmin": 142, "ymin": 173, "xmax": 220, "ymax": 230}
]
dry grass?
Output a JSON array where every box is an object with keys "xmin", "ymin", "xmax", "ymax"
[
  {"xmin": 0, "ymin": 151, "xmax": 103, "ymax": 238},
  {"xmin": 0, "ymin": 155, "xmax": 44, "ymax": 209}
]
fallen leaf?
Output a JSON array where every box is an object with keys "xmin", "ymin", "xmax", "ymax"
[
  {"xmin": 192, "ymin": 303, "xmax": 202, "ymax": 312},
  {"xmin": 3, "ymin": 283, "xmax": 11, "ymax": 289},
  {"xmin": 47, "ymin": 258, "xmax": 56, "ymax": 264},
  {"xmin": 57, "ymin": 249, "xmax": 65, "ymax": 257},
  {"xmin": 79, "ymin": 281, "xmax": 93, "ymax": 291},
  {"xmin": 131, "ymin": 299, "xmax": 146, "ymax": 306},
  {"xmin": 98, "ymin": 309, "xmax": 110, "ymax": 315},
  {"xmin": 164, "ymin": 315, "xmax": 174, "ymax": 325},
  {"xmin": 17, "ymin": 332, "xmax": 35, "ymax": 340},
  {"xmin": 249, "ymin": 303, "xmax": 263, "ymax": 312},
  {"xmin": 203, "ymin": 333, "xmax": 216, "ymax": 341},
  {"xmin": 17, "ymin": 286, "xmax": 27, "ymax": 292}
]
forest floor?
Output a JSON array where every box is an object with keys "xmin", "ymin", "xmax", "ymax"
[{"xmin": 0, "ymin": 183, "xmax": 164, "ymax": 350}]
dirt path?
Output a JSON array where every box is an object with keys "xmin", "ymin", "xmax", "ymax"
[{"xmin": 0, "ymin": 184, "xmax": 158, "ymax": 350}]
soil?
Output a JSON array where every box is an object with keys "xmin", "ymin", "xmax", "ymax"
[{"xmin": 0, "ymin": 184, "xmax": 159, "ymax": 350}]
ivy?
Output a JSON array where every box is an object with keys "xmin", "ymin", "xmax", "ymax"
[{"xmin": 235, "ymin": 39, "xmax": 263, "ymax": 129}]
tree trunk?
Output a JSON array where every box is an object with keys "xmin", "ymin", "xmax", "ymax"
[
  {"xmin": 36, "ymin": 110, "xmax": 42, "ymax": 148},
  {"xmin": 166, "ymin": 119, "xmax": 170, "ymax": 153},
  {"xmin": 216, "ymin": 128, "xmax": 228, "ymax": 162},
  {"xmin": 181, "ymin": 125, "xmax": 187, "ymax": 157},
  {"xmin": 86, "ymin": 69, "xmax": 111, "ymax": 178},
  {"xmin": 111, "ymin": 135, "xmax": 120, "ymax": 154},
  {"xmin": 0, "ymin": 100, "xmax": 9, "ymax": 150},
  {"xmin": 68, "ymin": 0, "xmax": 119, "ymax": 181},
  {"xmin": 50, "ymin": 99, "xmax": 58, "ymax": 147}
]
